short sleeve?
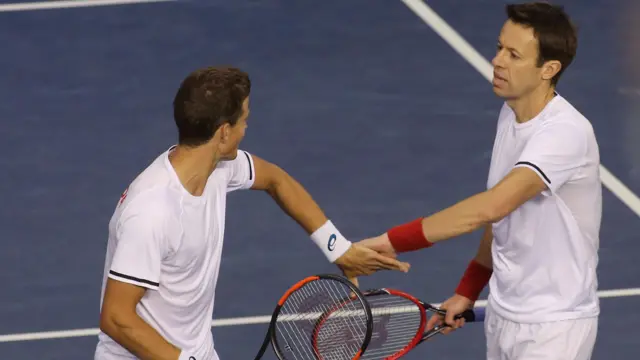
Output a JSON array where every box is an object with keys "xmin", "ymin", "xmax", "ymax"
[
  {"xmin": 514, "ymin": 122, "xmax": 587, "ymax": 194},
  {"xmin": 108, "ymin": 206, "xmax": 168, "ymax": 291},
  {"xmin": 224, "ymin": 149, "xmax": 256, "ymax": 192}
]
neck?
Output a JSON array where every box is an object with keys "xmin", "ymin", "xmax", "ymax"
[
  {"xmin": 507, "ymin": 84, "xmax": 556, "ymax": 123},
  {"xmin": 168, "ymin": 143, "xmax": 220, "ymax": 196}
]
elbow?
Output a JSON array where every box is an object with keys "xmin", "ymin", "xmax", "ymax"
[
  {"xmin": 481, "ymin": 206, "xmax": 507, "ymax": 224},
  {"xmin": 99, "ymin": 308, "xmax": 120, "ymax": 338},
  {"xmin": 99, "ymin": 310, "xmax": 116, "ymax": 337},
  {"xmin": 99, "ymin": 307, "xmax": 132, "ymax": 339},
  {"xmin": 479, "ymin": 193, "xmax": 511, "ymax": 224},
  {"xmin": 265, "ymin": 167, "xmax": 290, "ymax": 197}
]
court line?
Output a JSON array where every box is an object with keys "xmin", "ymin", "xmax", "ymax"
[
  {"xmin": 400, "ymin": 0, "xmax": 640, "ymax": 217},
  {"xmin": 0, "ymin": 0, "xmax": 174, "ymax": 12},
  {"xmin": 0, "ymin": 287, "xmax": 638, "ymax": 343}
]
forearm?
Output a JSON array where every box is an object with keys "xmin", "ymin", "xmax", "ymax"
[
  {"xmin": 266, "ymin": 170, "xmax": 328, "ymax": 234},
  {"xmin": 101, "ymin": 312, "xmax": 181, "ymax": 360},
  {"xmin": 420, "ymin": 191, "xmax": 495, "ymax": 243}
]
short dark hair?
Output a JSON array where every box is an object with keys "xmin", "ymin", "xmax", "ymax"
[
  {"xmin": 173, "ymin": 66, "xmax": 251, "ymax": 147},
  {"xmin": 506, "ymin": 2, "xmax": 578, "ymax": 86}
]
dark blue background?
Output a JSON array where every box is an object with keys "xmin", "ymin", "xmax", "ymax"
[{"xmin": 1, "ymin": 0, "xmax": 638, "ymax": 358}]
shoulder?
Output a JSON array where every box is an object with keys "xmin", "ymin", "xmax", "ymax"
[
  {"xmin": 540, "ymin": 95, "xmax": 596, "ymax": 141},
  {"xmin": 216, "ymin": 149, "xmax": 253, "ymax": 171},
  {"xmin": 117, "ymin": 187, "xmax": 178, "ymax": 226},
  {"xmin": 215, "ymin": 149, "xmax": 256, "ymax": 191},
  {"xmin": 545, "ymin": 95, "xmax": 593, "ymax": 129},
  {"xmin": 115, "ymin": 157, "xmax": 183, "ymax": 227}
]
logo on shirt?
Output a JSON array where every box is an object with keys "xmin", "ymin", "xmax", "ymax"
[
  {"xmin": 327, "ymin": 234, "xmax": 337, "ymax": 251},
  {"xmin": 118, "ymin": 187, "xmax": 129, "ymax": 206}
]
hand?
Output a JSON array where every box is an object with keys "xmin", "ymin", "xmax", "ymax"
[
  {"xmin": 425, "ymin": 294, "xmax": 474, "ymax": 335},
  {"xmin": 334, "ymin": 242, "xmax": 410, "ymax": 287},
  {"xmin": 357, "ymin": 233, "xmax": 397, "ymax": 259}
]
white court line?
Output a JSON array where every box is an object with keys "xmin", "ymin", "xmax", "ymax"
[
  {"xmin": 0, "ymin": 0, "xmax": 635, "ymax": 346},
  {"xmin": 400, "ymin": 0, "xmax": 640, "ymax": 217},
  {"xmin": 0, "ymin": 0, "xmax": 174, "ymax": 12},
  {"xmin": 0, "ymin": 287, "xmax": 639, "ymax": 343}
]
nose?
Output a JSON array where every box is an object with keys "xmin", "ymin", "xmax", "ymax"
[
  {"xmin": 492, "ymin": 49, "xmax": 507, "ymax": 68},
  {"xmin": 491, "ymin": 53, "xmax": 502, "ymax": 68}
]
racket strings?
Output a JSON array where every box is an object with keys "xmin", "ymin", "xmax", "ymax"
[
  {"xmin": 310, "ymin": 281, "xmax": 367, "ymax": 359},
  {"xmin": 359, "ymin": 294, "xmax": 424, "ymax": 359},
  {"xmin": 273, "ymin": 278, "xmax": 369, "ymax": 360}
]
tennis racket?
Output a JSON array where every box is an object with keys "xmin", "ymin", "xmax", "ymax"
[
  {"xmin": 254, "ymin": 274, "xmax": 484, "ymax": 360},
  {"xmin": 358, "ymin": 287, "xmax": 485, "ymax": 359}
]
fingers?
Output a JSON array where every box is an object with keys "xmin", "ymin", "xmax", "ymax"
[
  {"xmin": 442, "ymin": 310, "xmax": 466, "ymax": 334},
  {"xmin": 373, "ymin": 252, "xmax": 410, "ymax": 272},
  {"xmin": 426, "ymin": 313, "xmax": 441, "ymax": 330},
  {"xmin": 335, "ymin": 243, "xmax": 410, "ymax": 278}
]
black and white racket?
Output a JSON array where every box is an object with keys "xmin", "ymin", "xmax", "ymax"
[{"xmin": 254, "ymin": 274, "xmax": 484, "ymax": 359}]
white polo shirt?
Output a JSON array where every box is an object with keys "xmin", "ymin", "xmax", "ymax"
[
  {"xmin": 94, "ymin": 146, "xmax": 255, "ymax": 360},
  {"xmin": 486, "ymin": 94, "xmax": 602, "ymax": 323}
]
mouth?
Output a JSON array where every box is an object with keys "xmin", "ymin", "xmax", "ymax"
[{"xmin": 493, "ymin": 72, "xmax": 507, "ymax": 82}]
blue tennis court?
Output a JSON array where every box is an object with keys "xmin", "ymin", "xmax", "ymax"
[{"xmin": 1, "ymin": 0, "xmax": 639, "ymax": 359}]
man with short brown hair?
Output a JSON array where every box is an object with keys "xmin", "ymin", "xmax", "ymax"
[{"xmin": 94, "ymin": 66, "xmax": 410, "ymax": 360}]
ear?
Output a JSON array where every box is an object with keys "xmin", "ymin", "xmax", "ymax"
[
  {"xmin": 220, "ymin": 123, "xmax": 230, "ymax": 143},
  {"xmin": 541, "ymin": 60, "xmax": 562, "ymax": 82}
]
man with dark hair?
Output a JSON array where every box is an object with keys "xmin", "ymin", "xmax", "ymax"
[
  {"xmin": 359, "ymin": 2, "xmax": 600, "ymax": 359},
  {"xmin": 94, "ymin": 66, "xmax": 410, "ymax": 360}
]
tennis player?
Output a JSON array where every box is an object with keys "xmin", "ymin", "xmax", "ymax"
[
  {"xmin": 94, "ymin": 66, "xmax": 410, "ymax": 360},
  {"xmin": 358, "ymin": 3, "xmax": 601, "ymax": 359}
]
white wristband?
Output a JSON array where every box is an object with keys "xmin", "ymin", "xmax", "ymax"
[
  {"xmin": 310, "ymin": 220, "xmax": 352, "ymax": 263},
  {"xmin": 178, "ymin": 350, "xmax": 197, "ymax": 360}
]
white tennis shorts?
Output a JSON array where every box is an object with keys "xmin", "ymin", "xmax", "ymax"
[{"xmin": 484, "ymin": 304, "xmax": 598, "ymax": 360}]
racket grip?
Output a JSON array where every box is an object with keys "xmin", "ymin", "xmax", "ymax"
[{"xmin": 458, "ymin": 307, "xmax": 485, "ymax": 322}]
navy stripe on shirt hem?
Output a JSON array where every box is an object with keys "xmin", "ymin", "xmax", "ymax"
[
  {"xmin": 109, "ymin": 270, "xmax": 160, "ymax": 287},
  {"xmin": 515, "ymin": 161, "xmax": 551, "ymax": 184},
  {"xmin": 243, "ymin": 151, "xmax": 253, "ymax": 180}
]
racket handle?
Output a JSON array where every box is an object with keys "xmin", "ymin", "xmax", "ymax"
[{"xmin": 458, "ymin": 307, "xmax": 485, "ymax": 322}]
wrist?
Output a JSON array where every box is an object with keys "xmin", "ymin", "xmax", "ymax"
[
  {"xmin": 455, "ymin": 259, "xmax": 493, "ymax": 301},
  {"xmin": 387, "ymin": 217, "xmax": 433, "ymax": 253},
  {"xmin": 310, "ymin": 220, "xmax": 352, "ymax": 263}
]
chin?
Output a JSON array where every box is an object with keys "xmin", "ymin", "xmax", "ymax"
[{"xmin": 492, "ymin": 86, "xmax": 512, "ymax": 99}]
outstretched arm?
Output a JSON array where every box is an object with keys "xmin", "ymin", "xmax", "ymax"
[
  {"xmin": 379, "ymin": 119, "xmax": 586, "ymax": 253},
  {"xmin": 420, "ymin": 166, "xmax": 545, "ymax": 244},
  {"xmin": 358, "ymin": 167, "xmax": 546, "ymax": 255},
  {"xmin": 249, "ymin": 155, "xmax": 410, "ymax": 278},
  {"xmin": 250, "ymin": 155, "xmax": 330, "ymax": 236}
]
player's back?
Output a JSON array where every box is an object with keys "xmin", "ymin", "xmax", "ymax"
[{"xmin": 486, "ymin": 94, "xmax": 602, "ymax": 323}]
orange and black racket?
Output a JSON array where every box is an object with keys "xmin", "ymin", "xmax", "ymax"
[
  {"xmin": 254, "ymin": 274, "xmax": 483, "ymax": 360},
  {"xmin": 254, "ymin": 274, "xmax": 373, "ymax": 360}
]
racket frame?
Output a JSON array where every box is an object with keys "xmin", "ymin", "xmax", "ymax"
[
  {"xmin": 255, "ymin": 274, "xmax": 374, "ymax": 360},
  {"xmin": 361, "ymin": 288, "xmax": 481, "ymax": 359}
]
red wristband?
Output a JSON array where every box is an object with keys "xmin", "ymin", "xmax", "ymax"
[
  {"xmin": 387, "ymin": 218, "xmax": 433, "ymax": 253},
  {"xmin": 455, "ymin": 260, "xmax": 493, "ymax": 301}
]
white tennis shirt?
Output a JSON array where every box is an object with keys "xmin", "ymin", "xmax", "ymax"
[
  {"xmin": 486, "ymin": 94, "xmax": 602, "ymax": 323},
  {"xmin": 95, "ymin": 146, "xmax": 255, "ymax": 359}
]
